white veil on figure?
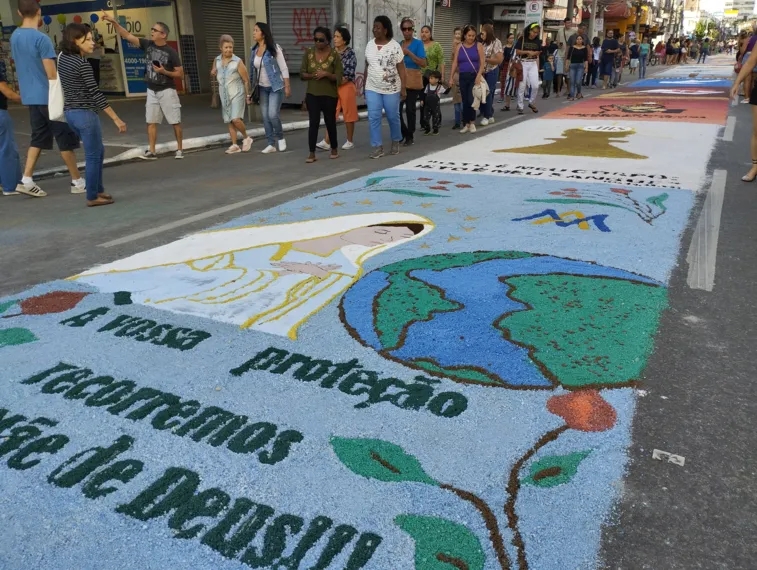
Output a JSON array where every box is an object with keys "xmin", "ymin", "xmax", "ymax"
[{"xmin": 74, "ymin": 212, "xmax": 434, "ymax": 276}]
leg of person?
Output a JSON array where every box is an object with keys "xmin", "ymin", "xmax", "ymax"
[
  {"xmin": 158, "ymin": 89, "xmax": 183, "ymax": 157},
  {"xmin": 384, "ymin": 92, "xmax": 403, "ymax": 149},
  {"xmin": 454, "ymin": 102, "xmax": 462, "ymax": 126},
  {"xmin": 745, "ymin": 103, "xmax": 757, "ymax": 181},
  {"xmin": 419, "ymin": 75, "xmax": 428, "ymax": 130},
  {"xmin": 323, "ymin": 96, "xmax": 341, "ymax": 148},
  {"xmin": 423, "ymin": 104, "xmax": 432, "ymax": 134},
  {"xmin": 526, "ymin": 62, "xmax": 539, "ymax": 110},
  {"xmin": 404, "ymin": 89, "xmax": 419, "ymax": 144},
  {"xmin": 64, "ymin": 109, "xmax": 110, "ymax": 206},
  {"xmin": 306, "ymin": 93, "xmax": 321, "ymax": 158},
  {"xmin": 576, "ymin": 69, "xmax": 584, "ymax": 96},
  {"xmin": 517, "ymin": 74, "xmax": 527, "ymax": 112},
  {"xmin": 322, "ymin": 95, "xmax": 339, "ymax": 156},
  {"xmin": 259, "ymin": 86, "xmax": 276, "ymax": 150},
  {"xmin": 144, "ymin": 89, "xmax": 163, "ymax": 156},
  {"xmin": 458, "ymin": 73, "xmax": 474, "ymax": 127},
  {"xmin": 432, "ymin": 99, "xmax": 442, "ymax": 133},
  {"xmin": 399, "ymin": 98, "xmax": 408, "ymax": 141},
  {"xmin": 21, "ymin": 106, "xmax": 57, "ymax": 192},
  {"xmin": 233, "ymin": 118, "xmax": 249, "ymax": 143},
  {"xmin": 0, "ymin": 110, "xmax": 24, "ymax": 196},
  {"xmin": 49, "ymin": 112, "xmax": 84, "ymax": 191},
  {"xmin": 485, "ymin": 68, "xmax": 498, "ymax": 120},
  {"xmin": 365, "ymin": 90, "xmax": 384, "ymax": 156},
  {"xmin": 269, "ymin": 88, "xmax": 286, "ymax": 151},
  {"xmin": 339, "ymin": 81, "xmax": 357, "ymax": 148}
]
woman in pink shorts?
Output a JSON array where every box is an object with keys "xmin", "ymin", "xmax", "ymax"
[{"xmin": 317, "ymin": 26, "xmax": 358, "ymax": 150}]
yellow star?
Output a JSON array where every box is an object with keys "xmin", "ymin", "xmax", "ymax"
[
  {"xmin": 464, "ymin": 215, "xmax": 479, "ymax": 221},
  {"xmin": 462, "ymin": 226, "xmax": 476, "ymax": 233},
  {"xmin": 258, "ymin": 218, "xmax": 268, "ymax": 223},
  {"xmin": 448, "ymin": 235, "xmax": 461, "ymax": 242},
  {"xmin": 446, "ymin": 208, "xmax": 458, "ymax": 213},
  {"xmin": 302, "ymin": 206, "xmax": 313, "ymax": 211},
  {"xmin": 358, "ymin": 199, "xmax": 373, "ymax": 205},
  {"xmin": 419, "ymin": 243, "xmax": 431, "ymax": 249},
  {"xmin": 393, "ymin": 200, "xmax": 404, "ymax": 205},
  {"xmin": 332, "ymin": 201, "xmax": 345, "ymax": 207},
  {"xmin": 420, "ymin": 203, "xmax": 434, "ymax": 208},
  {"xmin": 278, "ymin": 212, "xmax": 291, "ymax": 216}
]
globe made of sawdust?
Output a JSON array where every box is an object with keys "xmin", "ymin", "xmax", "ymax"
[{"xmin": 340, "ymin": 251, "xmax": 667, "ymax": 389}]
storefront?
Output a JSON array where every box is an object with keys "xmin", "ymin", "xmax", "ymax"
[
  {"xmin": 38, "ymin": 0, "xmax": 182, "ymax": 97},
  {"xmin": 433, "ymin": 0, "xmax": 478, "ymax": 78},
  {"xmin": 489, "ymin": 3, "xmax": 525, "ymax": 39},
  {"xmin": 198, "ymin": 0, "xmax": 244, "ymax": 77}
]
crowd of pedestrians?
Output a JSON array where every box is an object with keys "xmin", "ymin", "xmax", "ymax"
[{"xmin": 0, "ymin": 0, "xmax": 728, "ymax": 206}]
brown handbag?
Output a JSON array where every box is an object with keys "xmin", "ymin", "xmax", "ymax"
[{"xmin": 405, "ymin": 68, "xmax": 423, "ymax": 90}]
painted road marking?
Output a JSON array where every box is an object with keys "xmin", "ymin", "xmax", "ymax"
[
  {"xmin": 99, "ymin": 168, "xmax": 361, "ymax": 248},
  {"xmin": 687, "ymin": 169, "xmax": 727, "ymax": 291},
  {"xmin": 722, "ymin": 116, "xmax": 736, "ymax": 141}
]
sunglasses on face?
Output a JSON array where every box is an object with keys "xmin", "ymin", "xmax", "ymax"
[
  {"xmin": 314, "ymin": 37, "xmax": 327, "ymax": 43},
  {"xmin": 402, "ymin": 27, "xmax": 413, "ymax": 31},
  {"xmin": 151, "ymin": 27, "xmax": 163, "ymax": 33}
]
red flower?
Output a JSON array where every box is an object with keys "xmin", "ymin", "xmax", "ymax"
[
  {"xmin": 455, "ymin": 184, "xmax": 472, "ymax": 188},
  {"xmin": 418, "ymin": 177, "xmax": 432, "ymax": 181},
  {"xmin": 437, "ymin": 180, "xmax": 452, "ymax": 184},
  {"xmin": 611, "ymin": 188, "xmax": 630, "ymax": 195},
  {"xmin": 430, "ymin": 186, "xmax": 448, "ymax": 190},
  {"xmin": 19, "ymin": 291, "xmax": 89, "ymax": 315},
  {"xmin": 547, "ymin": 390, "xmax": 617, "ymax": 432}
]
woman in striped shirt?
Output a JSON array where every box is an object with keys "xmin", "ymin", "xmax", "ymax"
[{"xmin": 59, "ymin": 23, "xmax": 126, "ymax": 207}]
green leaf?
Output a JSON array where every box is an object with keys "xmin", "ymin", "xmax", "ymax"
[
  {"xmin": 395, "ymin": 514, "xmax": 485, "ymax": 570},
  {"xmin": 0, "ymin": 328, "xmax": 38, "ymax": 348},
  {"xmin": 330, "ymin": 437, "xmax": 438, "ymax": 485},
  {"xmin": 366, "ymin": 175, "xmax": 401, "ymax": 186},
  {"xmin": 522, "ymin": 451, "xmax": 591, "ymax": 488},
  {"xmin": 0, "ymin": 300, "xmax": 18, "ymax": 315},
  {"xmin": 646, "ymin": 193, "xmax": 669, "ymax": 212},
  {"xmin": 368, "ymin": 189, "xmax": 449, "ymax": 198}
]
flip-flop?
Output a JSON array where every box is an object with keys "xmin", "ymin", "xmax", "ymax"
[
  {"xmin": 87, "ymin": 197, "xmax": 114, "ymax": 207},
  {"xmin": 529, "ymin": 104, "xmax": 539, "ymax": 113}
]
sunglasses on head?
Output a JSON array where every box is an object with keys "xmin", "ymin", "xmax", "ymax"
[{"xmin": 314, "ymin": 36, "xmax": 327, "ymax": 43}]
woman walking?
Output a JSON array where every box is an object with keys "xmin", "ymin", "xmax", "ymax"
[
  {"xmin": 732, "ymin": 47, "xmax": 757, "ymax": 181},
  {"xmin": 587, "ymin": 37, "xmax": 600, "ymax": 87},
  {"xmin": 301, "ymin": 27, "xmax": 343, "ymax": 163},
  {"xmin": 639, "ymin": 36, "xmax": 650, "ymax": 79},
  {"xmin": 249, "ymin": 22, "xmax": 291, "ymax": 154},
  {"xmin": 513, "ymin": 23, "xmax": 541, "ymax": 115},
  {"xmin": 420, "ymin": 25, "xmax": 444, "ymax": 129},
  {"xmin": 451, "ymin": 27, "xmax": 463, "ymax": 127},
  {"xmin": 364, "ymin": 15, "xmax": 406, "ymax": 158},
  {"xmin": 567, "ymin": 34, "xmax": 588, "ymax": 100},
  {"xmin": 212, "ymin": 35, "xmax": 252, "ymax": 154},
  {"xmin": 58, "ymin": 23, "xmax": 126, "ymax": 207},
  {"xmin": 399, "ymin": 18, "xmax": 426, "ymax": 146},
  {"xmin": 498, "ymin": 33, "xmax": 515, "ymax": 103},
  {"xmin": 316, "ymin": 26, "xmax": 358, "ymax": 151},
  {"xmin": 449, "ymin": 24, "xmax": 484, "ymax": 132},
  {"xmin": 480, "ymin": 23, "xmax": 503, "ymax": 125}
]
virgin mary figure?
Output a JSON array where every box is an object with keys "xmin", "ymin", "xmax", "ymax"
[{"xmin": 71, "ymin": 212, "xmax": 434, "ymax": 339}]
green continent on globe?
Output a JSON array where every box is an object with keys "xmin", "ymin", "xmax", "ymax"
[
  {"xmin": 373, "ymin": 252, "xmax": 534, "ymax": 351},
  {"xmin": 497, "ymin": 275, "xmax": 668, "ymax": 387}
]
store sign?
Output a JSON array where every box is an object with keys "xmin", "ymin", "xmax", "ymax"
[
  {"xmin": 494, "ymin": 5, "xmax": 528, "ymax": 21},
  {"xmin": 595, "ymin": 17, "xmax": 604, "ymax": 32},
  {"xmin": 526, "ymin": 0, "xmax": 543, "ymax": 27}
]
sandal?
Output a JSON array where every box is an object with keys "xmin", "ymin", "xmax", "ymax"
[
  {"xmin": 742, "ymin": 160, "xmax": 757, "ymax": 182},
  {"xmin": 577, "ymin": 94, "xmax": 584, "ymax": 99},
  {"xmin": 87, "ymin": 196, "xmax": 114, "ymax": 207},
  {"xmin": 98, "ymin": 192, "xmax": 113, "ymax": 200},
  {"xmin": 529, "ymin": 104, "xmax": 539, "ymax": 113},
  {"xmin": 330, "ymin": 152, "xmax": 339, "ymax": 160},
  {"xmin": 501, "ymin": 106, "xmax": 510, "ymax": 111},
  {"xmin": 306, "ymin": 155, "xmax": 317, "ymax": 164}
]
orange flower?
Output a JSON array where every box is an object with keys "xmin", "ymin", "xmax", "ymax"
[{"xmin": 547, "ymin": 390, "xmax": 617, "ymax": 432}]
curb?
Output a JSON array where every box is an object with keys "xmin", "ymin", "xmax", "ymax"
[{"xmin": 35, "ymin": 97, "xmax": 454, "ymax": 180}]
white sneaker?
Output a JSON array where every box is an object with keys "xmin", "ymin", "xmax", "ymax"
[
  {"xmin": 460, "ymin": 125, "xmax": 470, "ymax": 133},
  {"xmin": 225, "ymin": 144, "xmax": 241, "ymax": 154},
  {"xmin": 17, "ymin": 182, "xmax": 47, "ymax": 198},
  {"xmin": 487, "ymin": 117, "xmax": 495, "ymax": 124},
  {"xmin": 71, "ymin": 179, "xmax": 86, "ymax": 194},
  {"xmin": 469, "ymin": 124, "xmax": 477, "ymax": 133},
  {"xmin": 342, "ymin": 141, "xmax": 354, "ymax": 150},
  {"xmin": 277, "ymin": 139, "xmax": 287, "ymax": 152},
  {"xmin": 316, "ymin": 140, "xmax": 330, "ymax": 151},
  {"xmin": 262, "ymin": 145, "xmax": 277, "ymax": 154},
  {"xmin": 175, "ymin": 150, "xmax": 185, "ymax": 159},
  {"xmin": 241, "ymin": 137, "xmax": 253, "ymax": 152},
  {"xmin": 480, "ymin": 118, "xmax": 489, "ymax": 126}
]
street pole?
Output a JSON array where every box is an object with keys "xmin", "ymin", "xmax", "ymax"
[
  {"xmin": 589, "ymin": 0, "xmax": 599, "ymax": 39},
  {"xmin": 635, "ymin": 3, "xmax": 642, "ymax": 37}
]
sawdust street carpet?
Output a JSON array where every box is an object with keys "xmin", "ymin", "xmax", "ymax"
[{"xmin": 0, "ymin": 62, "xmax": 730, "ymax": 570}]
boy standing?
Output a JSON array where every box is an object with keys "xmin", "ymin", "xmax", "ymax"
[
  {"xmin": 102, "ymin": 11, "xmax": 184, "ymax": 160},
  {"xmin": 0, "ymin": 60, "xmax": 25, "ymax": 197},
  {"xmin": 11, "ymin": 0, "xmax": 85, "ymax": 197},
  {"xmin": 422, "ymin": 70, "xmax": 442, "ymax": 135}
]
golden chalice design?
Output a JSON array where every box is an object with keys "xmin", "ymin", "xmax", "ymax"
[{"xmin": 495, "ymin": 126, "xmax": 647, "ymax": 159}]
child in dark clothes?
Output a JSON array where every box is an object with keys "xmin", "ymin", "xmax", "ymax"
[
  {"xmin": 422, "ymin": 70, "xmax": 443, "ymax": 135},
  {"xmin": 542, "ymin": 54, "xmax": 555, "ymax": 98}
]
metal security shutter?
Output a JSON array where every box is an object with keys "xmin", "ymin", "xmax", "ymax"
[
  {"xmin": 200, "ymin": 0, "xmax": 245, "ymax": 71},
  {"xmin": 268, "ymin": 0, "xmax": 334, "ymax": 74},
  {"xmin": 432, "ymin": 1, "xmax": 477, "ymax": 78}
]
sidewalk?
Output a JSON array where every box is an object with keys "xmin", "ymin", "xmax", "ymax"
[{"xmin": 6, "ymin": 94, "xmax": 312, "ymax": 178}]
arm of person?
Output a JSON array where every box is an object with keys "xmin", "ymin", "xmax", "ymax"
[
  {"xmin": 403, "ymin": 41, "xmax": 427, "ymax": 68},
  {"xmin": 42, "ymin": 58, "xmax": 58, "ymax": 80},
  {"xmin": 299, "ymin": 52, "xmax": 314, "ymax": 80},
  {"xmin": 475, "ymin": 43, "xmax": 485, "ymax": 84},
  {"xmin": 397, "ymin": 60, "xmax": 407, "ymax": 100},
  {"xmin": 732, "ymin": 48, "xmax": 757, "ymax": 99},
  {"xmin": 448, "ymin": 45, "xmax": 459, "ymax": 85},
  {"xmin": 157, "ymin": 64, "xmax": 183, "ymax": 79},
  {"xmin": 237, "ymin": 62, "xmax": 250, "ymax": 97},
  {"xmin": 333, "ymin": 53, "xmax": 344, "ymax": 84},
  {"xmin": 0, "ymin": 81, "xmax": 21, "ymax": 103},
  {"xmin": 101, "ymin": 11, "xmax": 140, "ymax": 47},
  {"xmin": 275, "ymin": 47, "xmax": 291, "ymax": 98},
  {"xmin": 79, "ymin": 58, "xmax": 126, "ymax": 132}
]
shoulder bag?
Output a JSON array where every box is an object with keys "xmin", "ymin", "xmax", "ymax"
[
  {"xmin": 250, "ymin": 49, "xmax": 262, "ymax": 104},
  {"xmin": 404, "ymin": 40, "xmax": 423, "ymax": 90},
  {"xmin": 48, "ymin": 53, "xmax": 66, "ymax": 122},
  {"xmin": 510, "ymin": 37, "xmax": 523, "ymax": 81}
]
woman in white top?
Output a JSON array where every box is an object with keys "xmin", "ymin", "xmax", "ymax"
[
  {"xmin": 249, "ymin": 22, "xmax": 291, "ymax": 154},
  {"xmin": 364, "ymin": 15, "xmax": 406, "ymax": 159}
]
